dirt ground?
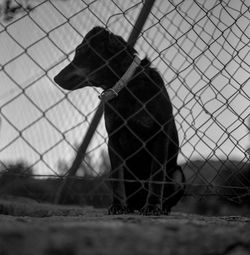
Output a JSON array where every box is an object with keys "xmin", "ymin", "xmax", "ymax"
[{"xmin": 0, "ymin": 199, "xmax": 250, "ymax": 255}]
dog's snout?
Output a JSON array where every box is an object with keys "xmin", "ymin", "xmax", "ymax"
[
  {"xmin": 54, "ymin": 63, "xmax": 91, "ymax": 90},
  {"xmin": 54, "ymin": 63, "xmax": 76, "ymax": 90},
  {"xmin": 54, "ymin": 72, "xmax": 68, "ymax": 89}
]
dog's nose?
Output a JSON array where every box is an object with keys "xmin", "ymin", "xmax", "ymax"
[
  {"xmin": 54, "ymin": 74, "xmax": 60, "ymax": 85},
  {"xmin": 54, "ymin": 73, "xmax": 67, "ymax": 89},
  {"xmin": 54, "ymin": 73, "xmax": 68, "ymax": 90}
]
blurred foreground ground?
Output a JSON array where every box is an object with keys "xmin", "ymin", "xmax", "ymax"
[{"xmin": 0, "ymin": 198, "xmax": 250, "ymax": 255}]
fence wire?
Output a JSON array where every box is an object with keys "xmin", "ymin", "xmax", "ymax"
[{"xmin": 0, "ymin": 0, "xmax": 250, "ymax": 210}]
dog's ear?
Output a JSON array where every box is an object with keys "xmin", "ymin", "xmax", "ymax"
[
  {"xmin": 85, "ymin": 27, "xmax": 109, "ymax": 47},
  {"xmin": 108, "ymin": 33, "xmax": 136, "ymax": 56}
]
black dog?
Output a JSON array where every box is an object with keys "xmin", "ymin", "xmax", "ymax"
[{"xmin": 54, "ymin": 26, "xmax": 185, "ymax": 215}]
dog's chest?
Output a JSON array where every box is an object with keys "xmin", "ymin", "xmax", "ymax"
[{"xmin": 104, "ymin": 102, "xmax": 154, "ymax": 134}]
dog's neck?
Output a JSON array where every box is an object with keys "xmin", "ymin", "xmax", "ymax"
[{"xmin": 99, "ymin": 55, "xmax": 141, "ymax": 102}]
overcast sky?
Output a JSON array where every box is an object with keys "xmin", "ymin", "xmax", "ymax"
[{"xmin": 0, "ymin": 0, "xmax": 250, "ymax": 175}]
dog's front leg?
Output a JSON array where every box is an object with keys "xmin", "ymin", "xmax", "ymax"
[
  {"xmin": 140, "ymin": 164, "xmax": 164, "ymax": 216},
  {"xmin": 108, "ymin": 142, "xmax": 127, "ymax": 215},
  {"xmin": 140, "ymin": 135, "xmax": 166, "ymax": 216}
]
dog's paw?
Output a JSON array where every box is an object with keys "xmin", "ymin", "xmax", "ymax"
[
  {"xmin": 126, "ymin": 206, "xmax": 135, "ymax": 214},
  {"xmin": 108, "ymin": 203, "xmax": 128, "ymax": 215},
  {"xmin": 162, "ymin": 206, "xmax": 171, "ymax": 215},
  {"xmin": 140, "ymin": 204, "xmax": 162, "ymax": 216}
]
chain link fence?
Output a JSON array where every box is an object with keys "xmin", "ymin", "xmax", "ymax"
[{"xmin": 0, "ymin": 0, "xmax": 250, "ymax": 212}]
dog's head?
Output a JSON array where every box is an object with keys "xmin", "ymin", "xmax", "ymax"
[{"xmin": 54, "ymin": 26, "xmax": 136, "ymax": 91}]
